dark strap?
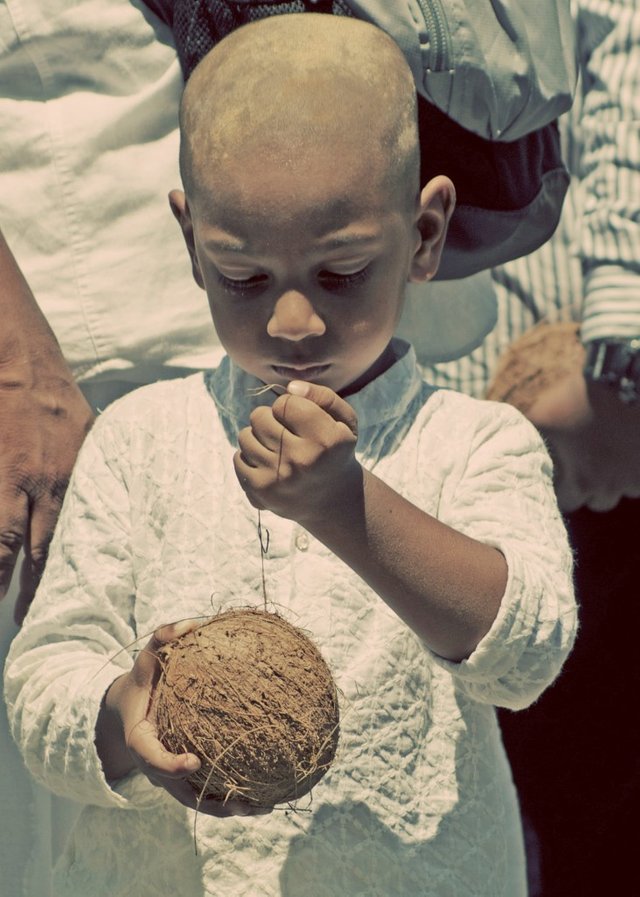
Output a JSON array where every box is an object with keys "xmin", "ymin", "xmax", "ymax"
[{"xmin": 172, "ymin": 0, "xmax": 353, "ymax": 78}]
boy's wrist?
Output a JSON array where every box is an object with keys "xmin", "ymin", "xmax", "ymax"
[
  {"xmin": 95, "ymin": 675, "xmax": 137, "ymax": 783},
  {"xmin": 297, "ymin": 461, "xmax": 364, "ymax": 538}
]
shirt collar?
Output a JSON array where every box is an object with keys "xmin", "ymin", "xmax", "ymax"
[{"xmin": 205, "ymin": 339, "xmax": 434, "ymax": 455}]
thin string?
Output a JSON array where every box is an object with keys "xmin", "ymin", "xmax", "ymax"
[
  {"xmin": 253, "ymin": 385, "xmax": 290, "ymax": 610},
  {"xmin": 276, "ymin": 393, "xmax": 290, "ymax": 482},
  {"xmin": 206, "ymin": 379, "xmax": 295, "ymax": 621},
  {"xmin": 257, "ymin": 510, "xmax": 270, "ymax": 610}
]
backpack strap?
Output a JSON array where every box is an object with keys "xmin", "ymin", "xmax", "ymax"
[{"xmin": 419, "ymin": 102, "xmax": 568, "ymax": 279}]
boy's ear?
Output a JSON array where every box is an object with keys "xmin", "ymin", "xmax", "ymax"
[
  {"xmin": 168, "ymin": 189, "xmax": 205, "ymax": 289},
  {"xmin": 409, "ymin": 176, "xmax": 456, "ymax": 283}
]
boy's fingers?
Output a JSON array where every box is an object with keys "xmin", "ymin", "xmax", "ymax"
[
  {"xmin": 275, "ymin": 382, "xmax": 358, "ymax": 437},
  {"xmin": 152, "ymin": 618, "xmax": 205, "ymax": 646},
  {"xmin": 196, "ymin": 797, "xmax": 272, "ymax": 818},
  {"xmin": 128, "ymin": 722, "xmax": 271, "ymax": 817},
  {"xmin": 237, "ymin": 424, "xmax": 282, "ymax": 463},
  {"xmin": 128, "ymin": 640, "xmax": 162, "ymax": 690},
  {"xmin": 127, "ymin": 718, "xmax": 200, "ymax": 779},
  {"xmin": 164, "ymin": 782, "xmax": 266, "ymax": 817},
  {"xmin": 126, "ymin": 618, "xmax": 206, "ymax": 706}
]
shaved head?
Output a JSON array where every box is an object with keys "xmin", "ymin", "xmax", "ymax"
[{"xmin": 179, "ymin": 13, "xmax": 420, "ymax": 214}]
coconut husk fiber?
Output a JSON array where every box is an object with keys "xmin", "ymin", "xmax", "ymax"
[
  {"xmin": 486, "ymin": 321, "xmax": 584, "ymax": 414},
  {"xmin": 151, "ymin": 608, "xmax": 340, "ymax": 808}
]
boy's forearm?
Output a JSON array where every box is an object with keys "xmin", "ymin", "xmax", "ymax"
[{"xmin": 306, "ymin": 468, "xmax": 506, "ymax": 662}]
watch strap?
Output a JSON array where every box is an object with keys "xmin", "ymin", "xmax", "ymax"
[{"xmin": 583, "ymin": 338, "xmax": 640, "ymax": 405}]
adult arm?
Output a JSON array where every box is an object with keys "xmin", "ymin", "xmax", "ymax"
[
  {"xmin": 0, "ymin": 229, "xmax": 94, "ymax": 622},
  {"xmin": 525, "ymin": 0, "xmax": 640, "ymax": 511}
]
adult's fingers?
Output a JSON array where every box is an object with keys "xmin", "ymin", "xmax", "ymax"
[
  {"xmin": 526, "ymin": 376, "xmax": 591, "ymax": 431},
  {"xmin": 14, "ymin": 560, "xmax": 36, "ymax": 626},
  {"xmin": 12, "ymin": 489, "xmax": 67, "ymax": 624},
  {"xmin": 0, "ymin": 488, "xmax": 28, "ymax": 602}
]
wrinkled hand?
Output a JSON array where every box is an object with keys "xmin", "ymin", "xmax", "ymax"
[
  {"xmin": 103, "ymin": 620, "xmax": 269, "ymax": 817},
  {"xmin": 234, "ymin": 381, "xmax": 360, "ymax": 526},
  {"xmin": 0, "ymin": 351, "xmax": 94, "ymax": 624},
  {"xmin": 527, "ymin": 372, "xmax": 640, "ymax": 512}
]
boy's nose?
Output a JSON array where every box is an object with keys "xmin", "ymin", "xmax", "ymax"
[{"xmin": 267, "ymin": 290, "xmax": 326, "ymax": 341}]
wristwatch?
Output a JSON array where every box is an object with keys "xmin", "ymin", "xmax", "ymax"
[{"xmin": 583, "ymin": 338, "xmax": 640, "ymax": 405}]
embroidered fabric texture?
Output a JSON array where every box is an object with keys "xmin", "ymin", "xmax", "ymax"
[{"xmin": 5, "ymin": 346, "xmax": 577, "ymax": 897}]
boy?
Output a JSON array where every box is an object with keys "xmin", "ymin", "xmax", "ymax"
[{"xmin": 5, "ymin": 14, "xmax": 576, "ymax": 897}]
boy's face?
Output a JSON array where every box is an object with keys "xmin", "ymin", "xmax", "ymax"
[{"xmin": 173, "ymin": 147, "xmax": 439, "ymax": 395}]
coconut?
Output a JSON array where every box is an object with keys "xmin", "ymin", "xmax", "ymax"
[
  {"xmin": 485, "ymin": 321, "xmax": 584, "ymax": 414},
  {"xmin": 151, "ymin": 608, "xmax": 340, "ymax": 808}
]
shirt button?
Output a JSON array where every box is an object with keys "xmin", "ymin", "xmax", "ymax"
[{"xmin": 295, "ymin": 531, "xmax": 309, "ymax": 551}]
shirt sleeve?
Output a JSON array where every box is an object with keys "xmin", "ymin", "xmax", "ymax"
[
  {"xmin": 576, "ymin": 0, "xmax": 640, "ymax": 342},
  {"xmin": 3, "ymin": 406, "xmax": 163, "ymax": 811},
  {"xmin": 430, "ymin": 398, "xmax": 578, "ymax": 710}
]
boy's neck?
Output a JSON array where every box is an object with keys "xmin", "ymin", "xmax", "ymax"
[{"xmin": 340, "ymin": 340, "xmax": 401, "ymax": 398}]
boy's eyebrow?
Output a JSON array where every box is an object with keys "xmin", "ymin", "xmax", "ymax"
[
  {"xmin": 322, "ymin": 232, "xmax": 381, "ymax": 249},
  {"xmin": 203, "ymin": 237, "xmax": 247, "ymax": 253},
  {"xmin": 203, "ymin": 232, "xmax": 381, "ymax": 253}
]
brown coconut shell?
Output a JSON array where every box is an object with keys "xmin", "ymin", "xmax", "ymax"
[
  {"xmin": 486, "ymin": 321, "xmax": 584, "ymax": 414},
  {"xmin": 151, "ymin": 608, "xmax": 340, "ymax": 808}
]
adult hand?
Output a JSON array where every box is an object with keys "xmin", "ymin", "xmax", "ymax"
[
  {"xmin": 100, "ymin": 620, "xmax": 269, "ymax": 817},
  {"xmin": 234, "ymin": 380, "xmax": 360, "ymax": 526},
  {"xmin": 527, "ymin": 372, "xmax": 640, "ymax": 512},
  {"xmin": 0, "ymin": 349, "xmax": 94, "ymax": 624},
  {"xmin": 0, "ymin": 229, "xmax": 94, "ymax": 624}
]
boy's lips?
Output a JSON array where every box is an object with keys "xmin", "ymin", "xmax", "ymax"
[{"xmin": 271, "ymin": 363, "xmax": 331, "ymax": 381}]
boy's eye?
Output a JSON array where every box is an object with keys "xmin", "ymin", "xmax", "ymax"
[
  {"xmin": 318, "ymin": 266, "xmax": 369, "ymax": 291},
  {"xmin": 217, "ymin": 272, "xmax": 268, "ymax": 294}
]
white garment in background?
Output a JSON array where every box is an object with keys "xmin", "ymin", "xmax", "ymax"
[
  {"xmin": 5, "ymin": 345, "xmax": 577, "ymax": 897},
  {"xmin": 0, "ymin": 0, "xmax": 217, "ymax": 383},
  {"xmin": 0, "ymin": 2, "xmax": 220, "ymax": 891}
]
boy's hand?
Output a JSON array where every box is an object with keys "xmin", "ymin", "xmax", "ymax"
[
  {"xmin": 234, "ymin": 381, "xmax": 360, "ymax": 525},
  {"xmin": 99, "ymin": 620, "xmax": 267, "ymax": 817}
]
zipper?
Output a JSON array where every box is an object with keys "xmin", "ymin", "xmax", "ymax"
[{"xmin": 415, "ymin": 0, "xmax": 452, "ymax": 72}]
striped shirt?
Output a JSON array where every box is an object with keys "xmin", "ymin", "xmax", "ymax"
[{"xmin": 406, "ymin": 0, "xmax": 640, "ymax": 399}]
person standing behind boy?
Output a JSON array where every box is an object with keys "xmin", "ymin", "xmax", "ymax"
[
  {"xmin": 5, "ymin": 15, "xmax": 576, "ymax": 897},
  {"xmin": 401, "ymin": 1, "xmax": 640, "ymax": 893}
]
